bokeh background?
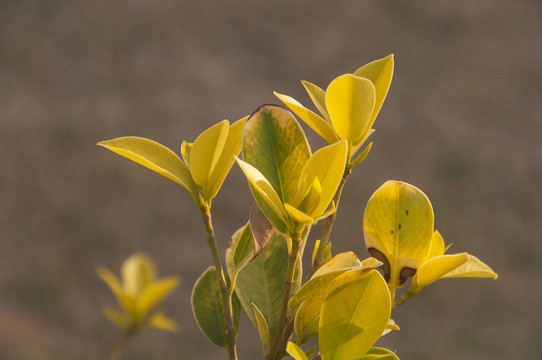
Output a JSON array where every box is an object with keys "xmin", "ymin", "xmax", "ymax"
[{"xmin": 1, "ymin": 0, "xmax": 541, "ymax": 359}]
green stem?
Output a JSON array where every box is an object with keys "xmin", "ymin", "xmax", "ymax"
[
  {"xmin": 201, "ymin": 204, "xmax": 238, "ymax": 360},
  {"xmin": 267, "ymin": 232, "xmax": 302, "ymax": 360},
  {"xmin": 309, "ymin": 166, "xmax": 352, "ymax": 277},
  {"xmin": 392, "ymin": 287, "xmax": 419, "ymax": 311}
]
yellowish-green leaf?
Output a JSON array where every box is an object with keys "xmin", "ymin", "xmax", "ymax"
[
  {"xmin": 285, "ymin": 203, "xmax": 314, "ymax": 225},
  {"xmin": 354, "ymin": 54, "xmax": 394, "ymax": 133},
  {"xmin": 251, "ymin": 302, "xmax": 270, "ymax": 353},
  {"xmin": 235, "ymin": 157, "xmax": 287, "ymax": 223},
  {"xmin": 149, "ymin": 312, "xmax": 179, "ymax": 333},
  {"xmin": 359, "ymin": 347, "xmax": 400, "ymax": 360},
  {"xmin": 364, "ymin": 181, "xmax": 434, "ymax": 292},
  {"xmin": 350, "ymin": 142, "xmax": 373, "ymax": 167},
  {"xmin": 97, "ymin": 137, "xmax": 195, "ymax": 191},
  {"xmin": 441, "ymin": 254, "xmax": 498, "ymax": 279},
  {"xmin": 204, "ymin": 116, "xmax": 249, "ymax": 199},
  {"xmin": 232, "ymin": 223, "xmax": 256, "ymax": 272},
  {"xmin": 319, "ymin": 270, "xmax": 391, "ymax": 360},
  {"xmin": 121, "ymin": 253, "xmax": 156, "ymax": 298},
  {"xmin": 426, "ymin": 230, "xmax": 446, "ymax": 259},
  {"xmin": 138, "ymin": 276, "xmax": 180, "ymax": 316},
  {"xmin": 415, "ymin": 253, "xmax": 469, "ymax": 288},
  {"xmin": 190, "ymin": 120, "xmax": 229, "ymax": 189},
  {"xmin": 325, "ymin": 74, "xmax": 375, "ymax": 143},
  {"xmin": 312, "ymin": 240, "xmax": 333, "ymax": 266},
  {"xmin": 312, "ymin": 251, "xmax": 362, "ymax": 278},
  {"xmin": 286, "ymin": 341, "xmax": 310, "ymax": 360},
  {"xmin": 383, "ymin": 319, "xmax": 400, "ymax": 335},
  {"xmin": 180, "ymin": 141, "xmax": 192, "ymax": 166},
  {"xmin": 301, "ymin": 80, "xmax": 330, "ymax": 122},
  {"xmin": 274, "ymin": 92, "xmax": 339, "ymax": 144},
  {"xmin": 295, "ymin": 140, "xmax": 347, "ymax": 217}
]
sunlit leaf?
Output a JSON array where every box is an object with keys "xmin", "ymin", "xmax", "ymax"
[
  {"xmin": 98, "ymin": 137, "xmax": 196, "ymax": 191},
  {"xmin": 325, "ymin": 74, "xmax": 375, "ymax": 143},
  {"xmin": 312, "ymin": 240, "xmax": 333, "ymax": 266},
  {"xmin": 364, "ymin": 181, "xmax": 434, "ymax": 292},
  {"xmin": 232, "ymin": 223, "xmax": 256, "ymax": 272},
  {"xmin": 312, "ymin": 251, "xmax": 362, "ymax": 278},
  {"xmin": 274, "ymin": 92, "xmax": 339, "ymax": 144},
  {"xmin": 285, "ymin": 203, "xmax": 314, "ymax": 225},
  {"xmin": 358, "ymin": 347, "xmax": 400, "ymax": 360},
  {"xmin": 180, "ymin": 141, "xmax": 192, "ymax": 166},
  {"xmin": 190, "ymin": 120, "xmax": 229, "ymax": 189},
  {"xmin": 441, "ymin": 254, "xmax": 498, "ymax": 279},
  {"xmin": 286, "ymin": 341, "xmax": 310, "ymax": 360},
  {"xmin": 415, "ymin": 253, "xmax": 469, "ymax": 288},
  {"xmin": 319, "ymin": 270, "xmax": 391, "ymax": 360},
  {"xmin": 353, "ymin": 54, "xmax": 394, "ymax": 133},
  {"xmin": 301, "ymin": 80, "xmax": 330, "ymax": 122},
  {"xmin": 204, "ymin": 116, "xmax": 248, "ymax": 199},
  {"xmin": 350, "ymin": 142, "xmax": 373, "ymax": 167},
  {"xmin": 426, "ymin": 230, "xmax": 446, "ymax": 259}
]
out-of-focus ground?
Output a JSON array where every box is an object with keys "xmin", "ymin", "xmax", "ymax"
[{"xmin": 1, "ymin": 0, "xmax": 541, "ymax": 359}]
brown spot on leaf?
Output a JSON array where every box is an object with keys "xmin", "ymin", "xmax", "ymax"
[
  {"xmin": 399, "ymin": 267, "xmax": 417, "ymax": 286},
  {"xmin": 368, "ymin": 247, "xmax": 391, "ymax": 283},
  {"xmin": 398, "ymin": 224, "xmax": 402, "ymax": 230},
  {"xmin": 405, "ymin": 210, "xmax": 409, "ymax": 215}
]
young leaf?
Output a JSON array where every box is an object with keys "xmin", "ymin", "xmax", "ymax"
[
  {"xmin": 274, "ymin": 92, "xmax": 339, "ymax": 144},
  {"xmin": 190, "ymin": 120, "xmax": 229, "ymax": 189},
  {"xmin": 191, "ymin": 266, "xmax": 228, "ymax": 347},
  {"xmin": 441, "ymin": 254, "xmax": 498, "ymax": 279},
  {"xmin": 364, "ymin": 181, "xmax": 434, "ymax": 292},
  {"xmin": 204, "ymin": 116, "xmax": 248, "ymax": 199},
  {"xmin": 353, "ymin": 54, "xmax": 394, "ymax": 132},
  {"xmin": 312, "ymin": 251, "xmax": 362, "ymax": 278},
  {"xmin": 319, "ymin": 270, "xmax": 391, "ymax": 360},
  {"xmin": 97, "ymin": 137, "xmax": 196, "ymax": 192},
  {"xmin": 415, "ymin": 253, "xmax": 469, "ymax": 288},
  {"xmin": 325, "ymin": 74, "xmax": 376, "ymax": 143},
  {"xmin": 358, "ymin": 347, "xmax": 400, "ymax": 360},
  {"xmin": 148, "ymin": 312, "xmax": 179, "ymax": 333},
  {"xmin": 286, "ymin": 341, "xmax": 310, "ymax": 360},
  {"xmin": 138, "ymin": 276, "xmax": 180, "ymax": 316},
  {"xmin": 121, "ymin": 253, "xmax": 156, "ymax": 298},
  {"xmin": 302, "ymin": 80, "xmax": 331, "ymax": 122}
]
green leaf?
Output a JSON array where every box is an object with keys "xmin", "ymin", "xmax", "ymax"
[
  {"xmin": 232, "ymin": 223, "xmax": 256, "ymax": 272},
  {"xmin": 121, "ymin": 253, "xmax": 156, "ymax": 298},
  {"xmin": 251, "ymin": 302, "xmax": 270, "ymax": 353},
  {"xmin": 325, "ymin": 74, "xmax": 376, "ymax": 143},
  {"xmin": 358, "ymin": 347, "xmax": 400, "ymax": 360},
  {"xmin": 354, "ymin": 54, "xmax": 394, "ymax": 132},
  {"xmin": 350, "ymin": 142, "xmax": 373, "ymax": 167},
  {"xmin": 363, "ymin": 181, "xmax": 434, "ymax": 292},
  {"xmin": 286, "ymin": 341, "xmax": 310, "ymax": 360},
  {"xmin": 319, "ymin": 270, "xmax": 391, "ymax": 360},
  {"xmin": 274, "ymin": 92, "xmax": 339, "ymax": 144},
  {"xmin": 97, "ymin": 137, "xmax": 196, "ymax": 192},
  {"xmin": 190, "ymin": 120, "xmax": 229, "ymax": 190},
  {"xmin": 415, "ymin": 253, "xmax": 469, "ymax": 288},
  {"xmin": 242, "ymin": 105, "xmax": 311, "ymax": 232},
  {"xmin": 441, "ymin": 254, "xmax": 498, "ymax": 279},
  {"xmin": 233, "ymin": 231, "xmax": 290, "ymax": 340},
  {"xmin": 301, "ymin": 80, "xmax": 330, "ymax": 122},
  {"xmin": 191, "ymin": 266, "xmax": 228, "ymax": 347},
  {"xmin": 204, "ymin": 116, "xmax": 248, "ymax": 199},
  {"xmin": 312, "ymin": 240, "xmax": 332, "ymax": 266}
]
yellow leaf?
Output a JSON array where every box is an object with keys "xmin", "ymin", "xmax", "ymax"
[
  {"xmin": 274, "ymin": 92, "xmax": 339, "ymax": 144},
  {"xmin": 353, "ymin": 54, "xmax": 394, "ymax": 133},
  {"xmin": 415, "ymin": 253, "xmax": 469, "ymax": 288},
  {"xmin": 204, "ymin": 116, "xmax": 248, "ymax": 199},
  {"xmin": 138, "ymin": 276, "xmax": 180, "ymax": 316},
  {"xmin": 97, "ymin": 137, "xmax": 196, "ymax": 192},
  {"xmin": 235, "ymin": 157, "xmax": 287, "ymax": 221},
  {"xmin": 441, "ymin": 254, "xmax": 498, "ymax": 279},
  {"xmin": 286, "ymin": 341, "xmax": 310, "ymax": 360},
  {"xmin": 102, "ymin": 306, "xmax": 127, "ymax": 329},
  {"xmin": 121, "ymin": 253, "xmax": 156, "ymax": 298},
  {"xmin": 149, "ymin": 312, "xmax": 179, "ymax": 333},
  {"xmin": 285, "ymin": 203, "xmax": 315, "ymax": 225},
  {"xmin": 301, "ymin": 80, "xmax": 330, "ymax": 122},
  {"xmin": 312, "ymin": 251, "xmax": 362, "ymax": 278},
  {"xmin": 426, "ymin": 230, "xmax": 446, "ymax": 260},
  {"xmin": 190, "ymin": 120, "xmax": 229, "ymax": 188},
  {"xmin": 364, "ymin": 181, "xmax": 434, "ymax": 294},
  {"xmin": 251, "ymin": 303, "xmax": 270, "ymax": 353},
  {"xmin": 325, "ymin": 74, "xmax": 375, "ymax": 143}
]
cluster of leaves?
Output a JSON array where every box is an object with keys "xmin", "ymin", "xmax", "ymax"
[{"xmin": 98, "ymin": 55, "xmax": 497, "ymax": 360}]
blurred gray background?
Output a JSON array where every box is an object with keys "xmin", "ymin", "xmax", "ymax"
[{"xmin": 1, "ymin": 0, "xmax": 541, "ymax": 359}]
